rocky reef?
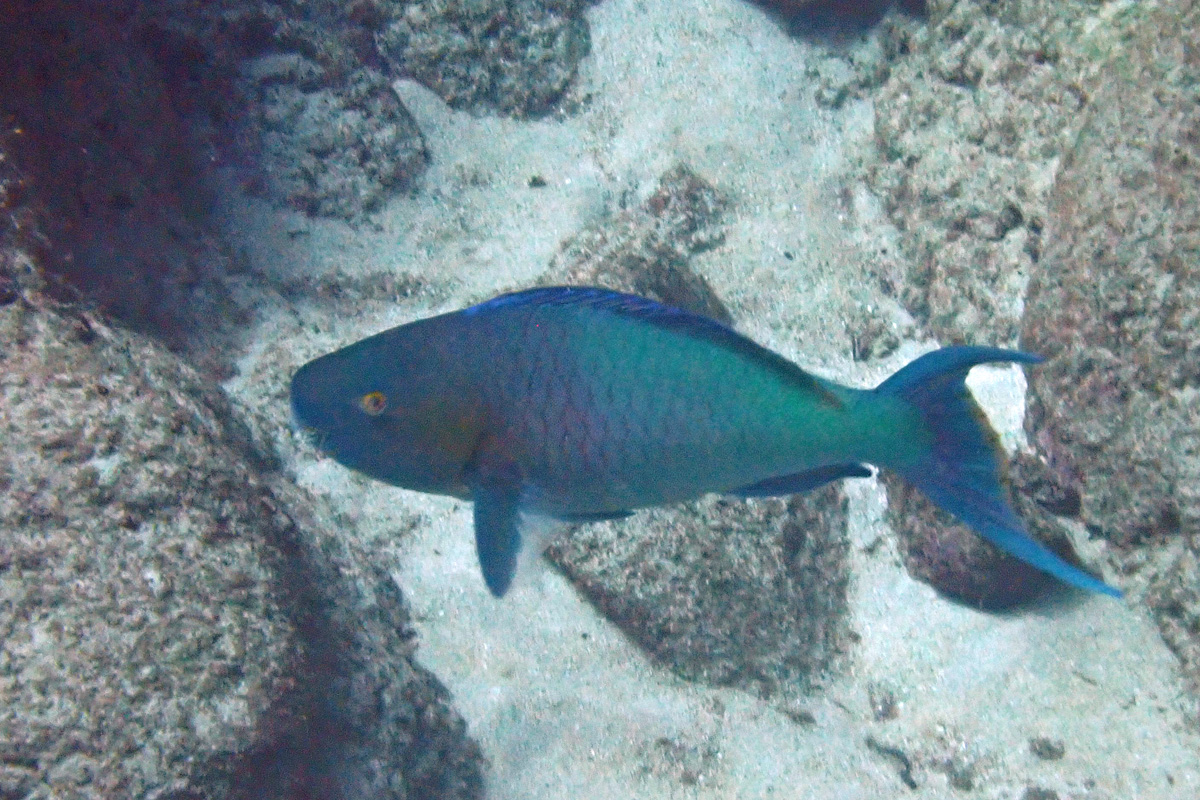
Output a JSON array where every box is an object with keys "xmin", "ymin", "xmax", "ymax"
[
  {"xmin": 1020, "ymin": 0, "xmax": 1200, "ymax": 698},
  {"xmin": 863, "ymin": 0, "xmax": 1142, "ymax": 346},
  {"xmin": 862, "ymin": 0, "xmax": 1200, "ymax": 697},
  {"xmin": 0, "ymin": 0, "xmax": 593, "ymax": 349},
  {"xmin": 377, "ymin": 0, "xmax": 592, "ymax": 115},
  {"xmin": 0, "ymin": 227, "xmax": 482, "ymax": 799}
]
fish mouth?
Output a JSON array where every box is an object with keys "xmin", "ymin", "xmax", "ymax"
[
  {"xmin": 289, "ymin": 395, "xmax": 334, "ymax": 455},
  {"xmin": 289, "ymin": 415, "xmax": 319, "ymax": 446},
  {"xmin": 290, "ymin": 419, "xmax": 326, "ymax": 454}
]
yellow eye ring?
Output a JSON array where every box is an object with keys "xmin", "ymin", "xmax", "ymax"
[{"xmin": 360, "ymin": 391, "xmax": 388, "ymax": 416}]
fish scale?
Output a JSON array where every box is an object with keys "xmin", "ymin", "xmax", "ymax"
[{"xmin": 291, "ymin": 286, "xmax": 1122, "ymax": 599}]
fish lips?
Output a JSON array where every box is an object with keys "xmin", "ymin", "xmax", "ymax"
[{"xmin": 289, "ymin": 359, "xmax": 345, "ymax": 455}]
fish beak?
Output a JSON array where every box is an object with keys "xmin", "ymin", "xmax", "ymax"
[
  {"xmin": 289, "ymin": 391, "xmax": 333, "ymax": 455},
  {"xmin": 289, "ymin": 412, "xmax": 323, "ymax": 452}
]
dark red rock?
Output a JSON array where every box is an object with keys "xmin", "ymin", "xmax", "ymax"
[{"xmin": 884, "ymin": 466, "xmax": 1088, "ymax": 610}]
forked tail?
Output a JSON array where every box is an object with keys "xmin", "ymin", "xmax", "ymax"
[{"xmin": 877, "ymin": 346, "xmax": 1121, "ymax": 598}]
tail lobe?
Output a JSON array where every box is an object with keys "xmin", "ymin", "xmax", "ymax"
[{"xmin": 878, "ymin": 346, "xmax": 1121, "ymax": 599}]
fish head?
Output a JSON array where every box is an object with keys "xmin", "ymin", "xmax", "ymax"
[{"xmin": 289, "ymin": 335, "xmax": 480, "ymax": 496}]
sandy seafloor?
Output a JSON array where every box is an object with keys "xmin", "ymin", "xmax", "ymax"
[{"xmin": 216, "ymin": 0, "xmax": 1200, "ymax": 797}]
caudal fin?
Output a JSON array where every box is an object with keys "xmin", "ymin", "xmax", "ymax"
[{"xmin": 877, "ymin": 346, "xmax": 1121, "ymax": 599}]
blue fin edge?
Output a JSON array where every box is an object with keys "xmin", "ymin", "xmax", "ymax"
[{"xmin": 880, "ymin": 346, "xmax": 1122, "ymax": 599}]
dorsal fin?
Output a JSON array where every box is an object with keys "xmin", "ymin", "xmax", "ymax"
[{"xmin": 467, "ymin": 286, "xmax": 843, "ymax": 408}]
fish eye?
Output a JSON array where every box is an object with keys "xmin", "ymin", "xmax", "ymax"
[{"xmin": 359, "ymin": 390, "xmax": 388, "ymax": 416}]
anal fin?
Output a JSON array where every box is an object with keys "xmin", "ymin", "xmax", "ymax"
[
  {"xmin": 557, "ymin": 510, "xmax": 635, "ymax": 524},
  {"xmin": 729, "ymin": 463, "xmax": 873, "ymax": 498}
]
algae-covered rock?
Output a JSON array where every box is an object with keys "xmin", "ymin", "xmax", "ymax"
[
  {"xmin": 378, "ymin": 0, "xmax": 591, "ymax": 116},
  {"xmin": 0, "ymin": 1, "xmax": 234, "ymax": 347},
  {"xmin": 0, "ymin": 272, "xmax": 289, "ymax": 797},
  {"xmin": 543, "ymin": 164, "xmax": 731, "ymax": 323},
  {"xmin": 1022, "ymin": 14, "xmax": 1200, "ymax": 545},
  {"xmin": 1020, "ymin": 0, "xmax": 1200, "ymax": 685},
  {"xmin": 548, "ymin": 489, "xmax": 852, "ymax": 697},
  {"xmin": 245, "ymin": 60, "xmax": 428, "ymax": 217},
  {"xmin": 864, "ymin": 0, "xmax": 1143, "ymax": 345},
  {"xmin": 148, "ymin": 0, "xmax": 432, "ymax": 219},
  {"xmin": 751, "ymin": 0, "xmax": 925, "ymax": 33},
  {"xmin": 0, "ymin": 256, "xmax": 483, "ymax": 799}
]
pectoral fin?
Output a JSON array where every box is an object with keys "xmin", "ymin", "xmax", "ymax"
[
  {"xmin": 729, "ymin": 463, "xmax": 873, "ymax": 497},
  {"xmin": 473, "ymin": 482, "xmax": 522, "ymax": 597},
  {"xmin": 468, "ymin": 444, "xmax": 525, "ymax": 597}
]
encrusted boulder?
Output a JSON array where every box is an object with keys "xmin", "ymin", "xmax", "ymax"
[
  {"xmin": 378, "ymin": 0, "xmax": 591, "ymax": 116},
  {"xmin": 864, "ymin": 0, "xmax": 1144, "ymax": 345},
  {"xmin": 1020, "ymin": 0, "xmax": 1200, "ymax": 689},
  {"xmin": 0, "ymin": 257, "xmax": 483, "ymax": 799},
  {"xmin": 548, "ymin": 490, "xmax": 853, "ymax": 697},
  {"xmin": 543, "ymin": 164, "xmax": 731, "ymax": 323}
]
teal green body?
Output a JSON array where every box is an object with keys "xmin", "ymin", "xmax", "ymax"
[{"xmin": 291, "ymin": 287, "xmax": 1120, "ymax": 599}]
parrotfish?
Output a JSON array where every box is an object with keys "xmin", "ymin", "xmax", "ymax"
[{"xmin": 290, "ymin": 286, "xmax": 1120, "ymax": 599}]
